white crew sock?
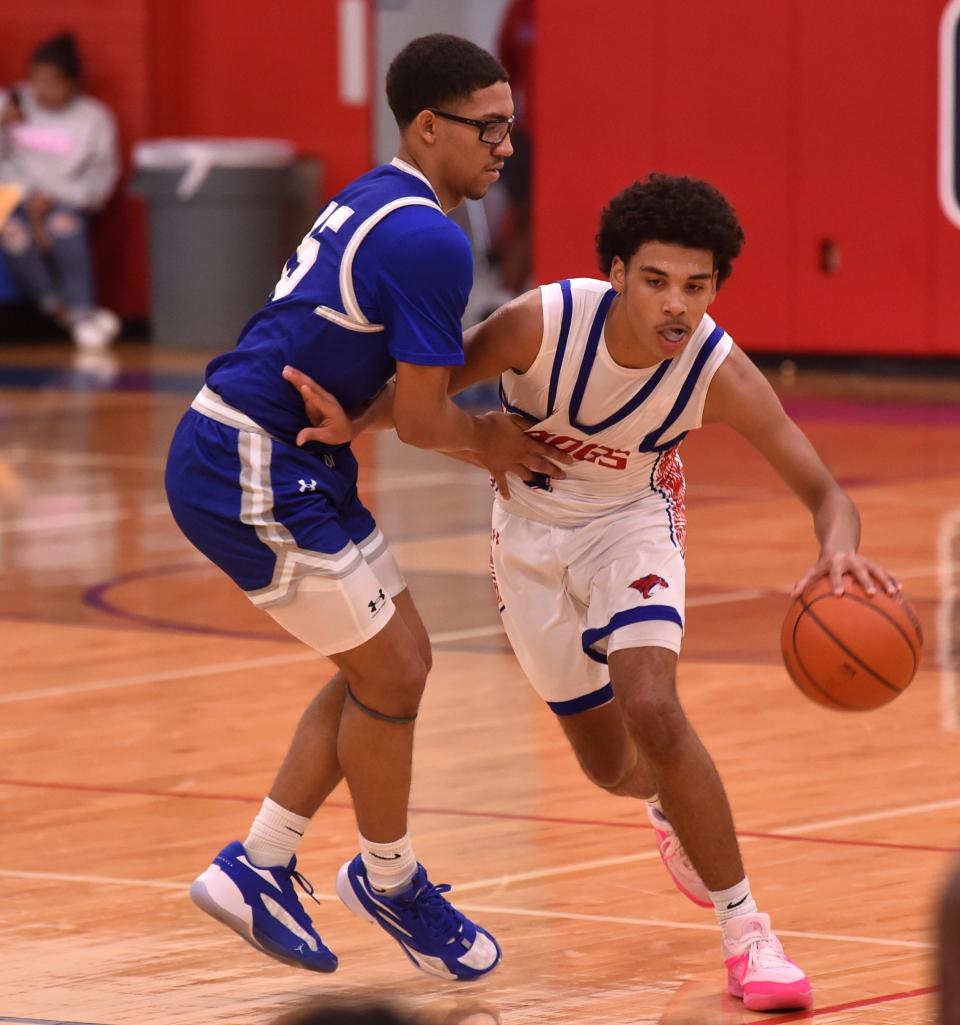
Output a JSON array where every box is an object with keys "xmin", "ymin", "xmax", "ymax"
[
  {"xmin": 243, "ymin": 797, "xmax": 311, "ymax": 868},
  {"xmin": 360, "ymin": 832, "xmax": 417, "ymax": 895},
  {"xmin": 709, "ymin": 876, "xmax": 758, "ymax": 926}
]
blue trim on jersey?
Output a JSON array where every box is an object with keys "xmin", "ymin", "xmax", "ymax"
[
  {"xmin": 545, "ymin": 279, "xmax": 574, "ymax": 417},
  {"xmin": 581, "ymin": 605, "xmax": 684, "ymax": 663},
  {"xmin": 638, "ymin": 324, "xmax": 726, "ymax": 453},
  {"xmin": 567, "ymin": 289, "xmax": 672, "ymax": 436},
  {"xmin": 498, "ymin": 379, "xmax": 540, "ymax": 422},
  {"xmin": 547, "ymin": 682, "xmax": 615, "ymax": 716}
]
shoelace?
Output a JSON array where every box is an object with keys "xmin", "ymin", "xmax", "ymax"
[
  {"xmin": 290, "ymin": 868, "xmax": 321, "ymax": 907},
  {"xmin": 404, "ymin": 880, "xmax": 462, "ymax": 944},
  {"xmin": 746, "ymin": 934, "xmax": 788, "ymax": 969}
]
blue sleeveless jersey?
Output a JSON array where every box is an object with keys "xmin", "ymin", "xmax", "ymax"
[{"xmin": 204, "ymin": 158, "xmax": 473, "ymax": 445}]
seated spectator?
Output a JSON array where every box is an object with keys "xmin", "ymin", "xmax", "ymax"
[{"xmin": 0, "ymin": 31, "xmax": 120, "ymax": 350}]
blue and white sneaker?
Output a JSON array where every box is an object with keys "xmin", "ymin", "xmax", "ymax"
[
  {"xmin": 336, "ymin": 855, "xmax": 501, "ymax": 981},
  {"xmin": 190, "ymin": 841, "xmax": 338, "ymax": 973}
]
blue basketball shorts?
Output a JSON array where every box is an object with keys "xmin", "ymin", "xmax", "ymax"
[{"xmin": 165, "ymin": 387, "xmax": 406, "ymax": 654}]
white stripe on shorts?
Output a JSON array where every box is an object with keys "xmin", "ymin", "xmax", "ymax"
[{"xmin": 236, "ymin": 429, "xmax": 364, "ymax": 608}]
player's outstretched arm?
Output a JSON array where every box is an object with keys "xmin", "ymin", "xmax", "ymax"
[
  {"xmin": 702, "ymin": 345, "xmax": 900, "ymax": 598},
  {"xmin": 448, "ymin": 289, "xmax": 543, "ymax": 395},
  {"xmin": 392, "ymin": 361, "xmax": 570, "ymax": 498},
  {"xmin": 285, "ymin": 291, "xmax": 564, "ymax": 496},
  {"xmin": 287, "ymin": 289, "xmax": 544, "ymax": 445}
]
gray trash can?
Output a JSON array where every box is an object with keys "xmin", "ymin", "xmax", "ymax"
[{"xmin": 131, "ymin": 139, "xmax": 297, "ymax": 348}]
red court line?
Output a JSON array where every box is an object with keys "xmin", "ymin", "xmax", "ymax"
[
  {"xmin": 1, "ymin": 778, "xmax": 957, "ymax": 855},
  {"xmin": 757, "ymin": 984, "xmax": 938, "ymax": 1023}
]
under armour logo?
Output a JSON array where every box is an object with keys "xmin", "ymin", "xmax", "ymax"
[
  {"xmin": 368, "ymin": 588, "xmax": 386, "ymax": 615},
  {"xmin": 298, "ymin": 479, "xmax": 317, "ymax": 492}
]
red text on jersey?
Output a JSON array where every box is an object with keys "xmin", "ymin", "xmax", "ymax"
[{"xmin": 525, "ymin": 430, "xmax": 630, "ymax": 470}]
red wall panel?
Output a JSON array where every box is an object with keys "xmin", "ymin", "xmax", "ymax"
[
  {"xmin": 534, "ymin": 0, "xmax": 960, "ymax": 357},
  {"xmin": 789, "ymin": 2, "xmax": 934, "ymax": 354},
  {"xmin": 533, "ymin": 0, "xmax": 794, "ymax": 349},
  {"xmin": 147, "ymin": 0, "xmax": 371, "ymax": 199}
]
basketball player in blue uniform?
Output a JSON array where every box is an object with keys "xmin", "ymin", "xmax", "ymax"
[
  {"xmin": 165, "ymin": 34, "xmax": 569, "ymax": 980},
  {"xmin": 285, "ymin": 174, "xmax": 901, "ymax": 1011}
]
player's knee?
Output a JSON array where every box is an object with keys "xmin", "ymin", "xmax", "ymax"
[
  {"xmin": 619, "ymin": 689, "xmax": 688, "ymax": 761},
  {"xmin": 417, "ymin": 636, "xmax": 433, "ymax": 675},
  {"xmin": 358, "ymin": 646, "xmax": 428, "ymax": 717},
  {"xmin": 576, "ymin": 745, "xmax": 636, "ymax": 793}
]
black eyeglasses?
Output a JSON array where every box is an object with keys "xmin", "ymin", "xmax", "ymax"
[{"xmin": 428, "ymin": 109, "xmax": 515, "ymax": 145}]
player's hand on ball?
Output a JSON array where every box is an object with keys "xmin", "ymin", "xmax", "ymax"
[
  {"xmin": 792, "ymin": 550, "xmax": 901, "ymax": 598},
  {"xmin": 283, "ymin": 365, "xmax": 355, "ymax": 446},
  {"xmin": 474, "ymin": 411, "xmax": 573, "ymax": 499}
]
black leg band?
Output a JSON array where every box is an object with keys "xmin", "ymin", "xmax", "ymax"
[{"xmin": 345, "ymin": 681, "xmax": 418, "ymax": 724}]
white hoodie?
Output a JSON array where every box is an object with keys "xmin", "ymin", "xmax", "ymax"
[{"xmin": 0, "ymin": 83, "xmax": 119, "ymax": 211}]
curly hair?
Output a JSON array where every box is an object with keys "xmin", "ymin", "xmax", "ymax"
[
  {"xmin": 386, "ymin": 34, "xmax": 508, "ymax": 129},
  {"xmin": 596, "ymin": 173, "xmax": 745, "ymax": 287}
]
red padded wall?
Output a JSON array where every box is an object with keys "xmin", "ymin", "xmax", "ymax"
[{"xmin": 534, "ymin": 0, "xmax": 960, "ymax": 356}]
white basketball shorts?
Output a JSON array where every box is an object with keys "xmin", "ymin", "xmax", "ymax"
[{"xmin": 490, "ymin": 500, "xmax": 685, "ymax": 714}]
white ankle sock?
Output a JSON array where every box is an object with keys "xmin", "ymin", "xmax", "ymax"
[
  {"xmin": 709, "ymin": 876, "xmax": 758, "ymax": 925},
  {"xmin": 360, "ymin": 832, "xmax": 417, "ymax": 895},
  {"xmin": 243, "ymin": 797, "xmax": 311, "ymax": 868}
]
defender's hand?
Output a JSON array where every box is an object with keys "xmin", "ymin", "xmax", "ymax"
[
  {"xmin": 792, "ymin": 551, "xmax": 901, "ymax": 598},
  {"xmin": 283, "ymin": 365, "xmax": 354, "ymax": 446},
  {"xmin": 474, "ymin": 411, "xmax": 573, "ymax": 500}
]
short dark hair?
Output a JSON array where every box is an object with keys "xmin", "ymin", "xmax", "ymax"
[
  {"xmin": 386, "ymin": 33, "xmax": 508, "ymax": 129},
  {"xmin": 31, "ymin": 31, "xmax": 81, "ymax": 81},
  {"xmin": 596, "ymin": 173, "xmax": 745, "ymax": 287}
]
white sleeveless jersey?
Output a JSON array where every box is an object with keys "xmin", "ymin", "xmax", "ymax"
[{"xmin": 497, "ymin": 278, "xmax": 733, "ymax": 542}]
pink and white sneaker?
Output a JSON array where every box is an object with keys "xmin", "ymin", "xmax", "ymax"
[
  {"xmin": 723, "ymin": 913, "xmax": 813, "ymax": 1012},
  {"xmin": 646, "ymin": 804, "xmax": 711, "ymax": 908}
]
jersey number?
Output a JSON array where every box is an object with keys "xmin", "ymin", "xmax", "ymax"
[{"xmin": 271, "ymin": 201, "xmax": 355, "ymax": 301}]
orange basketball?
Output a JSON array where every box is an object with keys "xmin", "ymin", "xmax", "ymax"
[{"xmin": 781, "ymin": 577, "xmax": 923, "ymax": 710}]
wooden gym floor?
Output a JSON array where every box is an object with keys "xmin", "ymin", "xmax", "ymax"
[{"xmin": 1, "ymin": 342, "xmax": 958, "ymax": 1025}]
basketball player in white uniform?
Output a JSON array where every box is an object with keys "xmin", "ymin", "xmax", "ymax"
[{"xmin": 284, "ymin": 173, "xmax": 900, "ymax": 1012}]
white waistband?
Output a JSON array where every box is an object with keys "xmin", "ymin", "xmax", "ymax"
[{"xmin": 190, "ymin": 385, "xmax": 270, "ymax": 435}]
